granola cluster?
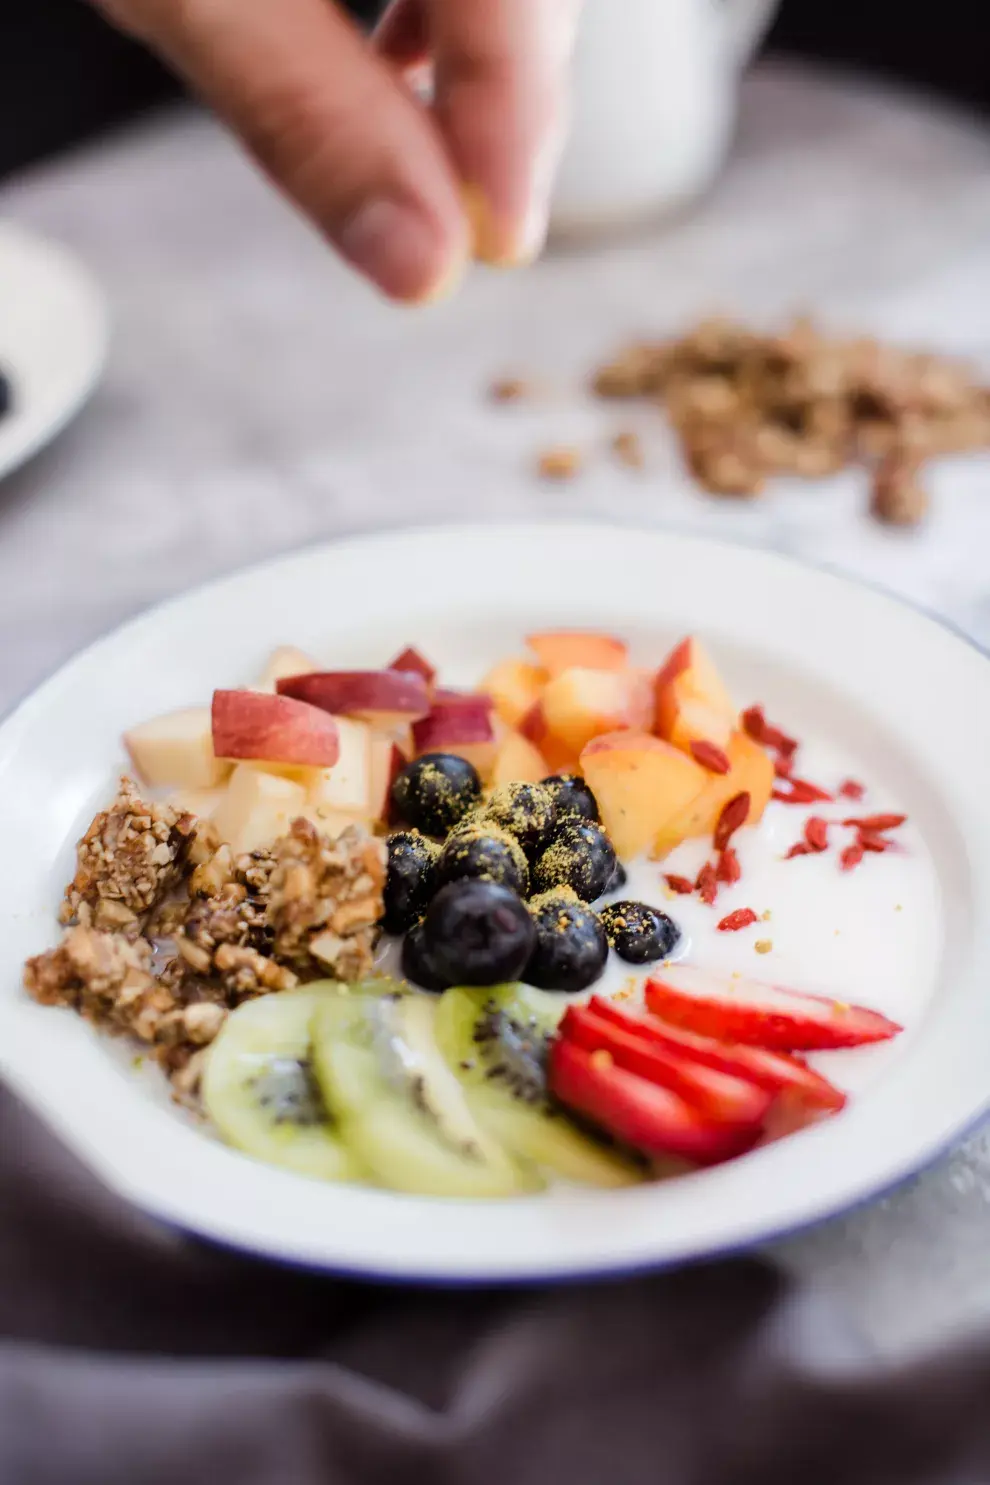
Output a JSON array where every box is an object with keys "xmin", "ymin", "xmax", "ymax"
[
  {"xmin": 24, "ymin": 779, "xmax": 386, "ymax": 1100},
  {"xmin": 590, "ymin": 316, "xmax": 990, "ymax": 525}
]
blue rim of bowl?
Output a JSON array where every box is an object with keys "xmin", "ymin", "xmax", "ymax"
[{"xmin": 3, "ymin": 516, "xmax": 989, "ymax": 1286}]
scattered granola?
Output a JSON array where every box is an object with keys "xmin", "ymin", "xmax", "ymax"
[
  {"xmin": 269, "ymin": 818, "xmax": 388, "ymax": 980},
  {"xmin": 611, "ymin": 430, "xmax": 645, "ymax": 470},
  {"xmin": 588, "ymin": 315, "xmax": 989, "ymax": 525},
  {"xmin": 489, "ymin": 376, "xmax": 532, "ymax": 403},
  {"xmin": 537, "ymin": 446, "xmax": 583, "ymax": 482}
]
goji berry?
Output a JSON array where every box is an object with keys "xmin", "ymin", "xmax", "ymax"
[
  {"xmin": 785, "ymin": 842, "xmax": 814, "ymax": 859},
  {"xmin": 714, "ymin": 791, "xmax": 751, "ymax": 852},
  {"xmin": 741, "ymin": 704, "xmax": 798, "ymax": 755},
  {"xmin": 716, "ymin": 846, "xmax": 741, "ymax": 884},
  {"xmin": 664, "ymin": 874, "xmax": 694, "ymax": 895},
  {"xmin": 839, "ymin": 779, "xmax": 866, "ymax": 801},
  {"xmin": 690, "ymin": 740, "xmax": 731, "ymax": 775},
  {"xmin": 841, "ymin": 813, "xmax": 906, "ymax": 832},
  {"xmin": 840, "ymin": 842, "xmax": 865, "ymax": 872},
  {"xmin": 773, "ymin": 778, "xmax": 834, "ymax": 804},
  {"xmin": 858, "ymin": 830, "xmax": 889, "ymax": 853},
  {"xmin": 774, "ymin": 753, "xmax": 795, "ymax": 779},
  {"xmin": 696, "ymin": 861, "xmax": 719, "ymax": 904},
  {"xmin": 717, "ymin": 908, "xmax": 758, "ymax": 932},
  {"xmin": 804, "ymin": 816, "xmax": 829, "ymax": 852}
]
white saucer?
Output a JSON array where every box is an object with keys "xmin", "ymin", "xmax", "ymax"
[{"xmin": 0, "ymin": 222, "xmax": 108, "ymax": 480}]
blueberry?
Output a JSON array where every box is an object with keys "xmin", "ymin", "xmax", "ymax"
[
  {"xmin": 525, "ymin": 891, "xmax": 608, "ymax": 992},
  {"xmin": 531, "ymin": 819, "xmax": 616, "ymax": 903},
  {"xmin": 390, "ymin": 753, "xmax": 481, "ymax": 836},
  {"xmin": 382, "ymin": 831, "xmax": 439, "ymax": 935},
  {"xmin": 401, "ymin": 920, "xmax": 452, "ymax": 992},
  {"xmin": 436, "ymin": 823, "xmax": 529, "ymax": 896},
  {"xmin": 598, "ymin": 901, "xmax": 681, "ymax": 965},
  {"xmin": 604, "ymin": 860, "xmax": 628, "ymax": 895},
  {"xmin": 0, "ymin": 369, "xmax": 11, "ymax": 420},
  {"xmin": 480, "ymin": 783, "xmax": 557, "ymax": 857},
  {"xmin": 540, "ymin": 772, "xmax": 600, "ymax": 823},
  {"xmin": 423, "ymin": 880, "xmax": 536, "ymax": 987}
]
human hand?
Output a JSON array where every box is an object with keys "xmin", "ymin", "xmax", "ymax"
[{"xmin": 95, "ymin": 0, "xmax": 580, "ymax": 302}]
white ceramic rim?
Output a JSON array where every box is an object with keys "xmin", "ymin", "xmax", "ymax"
[
  {"xmin": 0, "ymin": 222, "xmax": 109, "ymax": 480},
  {"xmin": 0, "ymin": 521, "xmax": 986, "ymax": 1283}
]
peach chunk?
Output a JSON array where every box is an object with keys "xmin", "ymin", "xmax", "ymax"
[
  {"xmin": 579, "ymin": 731, "xmax": 708, "ymax": 860},
  {"xmin": 651, "ymin": 731, "xmax": 775, "ymax": 859},
  {"xmin": 527, "ymin": 631, "xmax": 628, "ymax": 679},
  {"xmin": 479, "ymin": 658, "xmax": 547, "ymax": 730},
  {"xmin": 542, "ymin": 666, "xmax": 653, "ymax": 757},
  {"xmin": 413, "ymin": 693, "xmax": 498, "ymax": 780},
  {"xmin": 125, "ymin": 706, "xmax": 231, "ymax": 790},
  {"xmin": 520, "ymin": 703, "xmax": 581, "ymax": 776},
  {"xmin": 654, "ymin": 637, "xmax": 737, "ymax": 754},
  {"xmin": 489, "ymin": 731, "xmax": 548, "ymax": 788},
  {"xmin": 212, "ymin": 765, "xmax": 307, "ymax": 854},
  {"xmin": 304, "ymin": 716, "xmax": 373, "ymax": 817}
]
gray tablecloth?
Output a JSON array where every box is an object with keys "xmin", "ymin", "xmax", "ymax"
[{"xmin": 4, "ymin": 1084, "xmax": 990, "ymax": 1485}]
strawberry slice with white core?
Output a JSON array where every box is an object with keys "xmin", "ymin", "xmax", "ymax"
[
  {"xmin": 549, "ymin": 1040, "xmax": 762, "ymax": 1167},
  {"xmin": 560, "ymin": 1006, "xmax": 772, "ymax": 1129},
  {"xmin": 645, "ymin": 965, "xmax": 901, "ymax": 1052},
  {"xmin": 587, "ymin": 998, "xmax": 846, "ymax": 1112}
]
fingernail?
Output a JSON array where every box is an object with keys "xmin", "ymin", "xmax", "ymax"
[
  {"xmin": 337, "ymin": 197, "xmax": 453, "ymax": 302},
  {"xmin": 462, "ymin": 183, "xmax": 511, "ymax": 266}
]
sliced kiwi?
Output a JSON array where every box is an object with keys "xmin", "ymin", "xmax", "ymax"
[
  {"xmin": 311, "ymin": 992, "xmax": 542, "ymax": 1198},
  {"xmin": 201, "ymin": 986, "xmax": 364, "ymax": 1183},
  {"xmin": 435, "ymin": 986, "xmax": 643, "ymax": 1189}
]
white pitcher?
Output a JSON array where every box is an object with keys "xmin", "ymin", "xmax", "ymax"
[{"xmin": 550, "ymin": 0, "xmax": 779, "ymax": 237}]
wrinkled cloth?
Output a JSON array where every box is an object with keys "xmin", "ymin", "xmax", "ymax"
[{"xmin": 2, "ymin": 1084, "xmax": 990, "ymax": 1485}]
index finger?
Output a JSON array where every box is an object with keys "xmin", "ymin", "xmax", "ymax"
[{"xmin": 429, "ymin": 0, "xmax": 580, "ymax": 265}]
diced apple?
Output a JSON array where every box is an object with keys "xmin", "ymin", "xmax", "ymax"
[
  {"xmin": 167, "ymin": 785, "xmax": 227, "ymax": 820},
  {"xmin": 527, "ymin": 631, "xmax": 628, "ymax": 678},
  {"xmin": 490, "ymin": 731, "xmax": 547, "ymax": 787},
  {"xmin": 542, "ymin": 666, "xmax": 653, "ymax": 756},
  {"xmin": 580, "ymin": 730, "xmax": 708, "ymax": 859},
  {"xmin": 254, "ymin": 646, "xmax": 319, "ymax": 693},
  {"xmin": 388, "ymin": 646, "xmax": 437, "ymax": 687},
  {"xmin": 124, "ymin": 706, "xmax": 231, "ymax": 790},
  {"xmin": 654, "ymin": 637, "xmax": 737, "ymax": 753},
  {"xmin": 212, "ymin": 690, "xmax": 340, "ymax": 769},
  {"xmin": 277, "ymin": 670, "xmax": 430, "ymax": 729},
  {"xmin": 413, "ymin": 693, "xmax": 498, "ymax": 779},
  {"xmin": 651, "ymin": 731, "xmax": 775, "ymax": 858},
  {"xmin": 369, "ymin": 735, "xmax": 406, "ymax": 822},
  {"xmin": 479, "ymin": 657, "xmax": 547, "ymax": 729},
  {"xmin": 212, "ymin": 765, "xmax": 307, "ymax": 854},
  {"xmin": 304, "ymin": 717, "xmax": 373, "ymax": 816}
]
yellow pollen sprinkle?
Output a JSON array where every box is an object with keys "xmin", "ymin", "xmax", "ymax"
[
  {"xmin": 590, "ymin": 1049, "xmax": 614, "ymax": 1070},
  {"xmin": 754, "ymin": 939, "xmax": 773, "ymax": 954},
  {"xmin": 833, "ymin": 1001, "xmax": 850, "ymax": 1014},
  {"xmin": 761, "ymin": 910, "xmax": 772, "ymax": 922}
]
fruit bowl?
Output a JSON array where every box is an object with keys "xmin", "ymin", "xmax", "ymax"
[{"xmin": 0, "ymin": 522, "xmax": 986, "ymax": 1282}]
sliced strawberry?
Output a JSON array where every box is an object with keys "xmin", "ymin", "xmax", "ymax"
[
  {"xmin": 645, "ymin": 964, "xmax": 901, "ymax": 1051},
  {"xmin": 587, "ymin": 997, "xmax": 846, "ymax": 1112},
  {"xmin": 548, "ymin": 1040, "xmax": 761, "ymax": 1166},
  {"xmin": 560, "ymin": 1006, "xmax": 772, "ymax": 1128}
]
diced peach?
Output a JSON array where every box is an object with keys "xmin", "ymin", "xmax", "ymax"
[
  {"xmin": 542, "ymin": 666, "xmax": 653, "ymax": 756},
  {"xmin": 490, "ymin": 731, "xmax": 547, "ymax": 787},
  {"xmin": 212, "ymin": 765, "xmax": 307, "ymax": 854},
  {"xmin": 413, "ymin": 693, "xmax": 498, "ymax": 780},
  {"xmin": 479, "ymin": 658, "xmax": 547, "ymax": 729},
  {"xmin": 651, "ymin": 731, "xmax": 775, "ymax": 858},
  {"xmin": 654, "ymin": 637, "xmax": 737, "ymax": 754},
  {"xmin": 255, "ymin": 646, "xmax": 319, "ymax": 693},
  {"xmin": 580, "ymin": 731, "xmax": 708, "ymax": 860},
  {"xmin": 125, "ymin": 706, "xmax": 231, "ymax": 790},
  {"xmin": 519, "ymin": 702, "xmax": 580, "ymax": 775},
  {"xmin": 388, "ymin": 646, "xmax": 437, "ymax": 687},
  {"xmin": 527, "ymin": 631, "xmax": 628, "ymax": 678}
]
